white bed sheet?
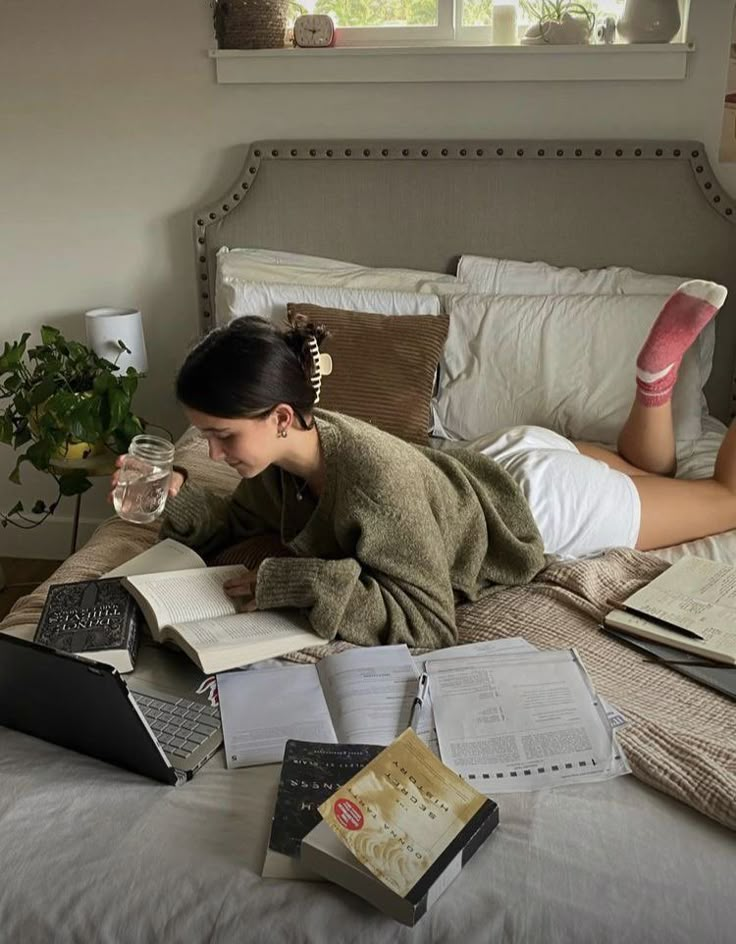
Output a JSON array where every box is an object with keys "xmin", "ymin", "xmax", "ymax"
[{"xmin": 1, "ymin": 723, "xmax": 733, "ymax": 944}]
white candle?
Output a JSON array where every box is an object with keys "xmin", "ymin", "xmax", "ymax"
[{"xmin": 493, "ymin": 2, "xmax": 518, "ymax": 45}]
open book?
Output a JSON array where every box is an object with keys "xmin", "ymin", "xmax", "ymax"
[
  {"xmin": 114, "ymin": 540, "xmax": 322, "ymax": 674},
  {"xmin": 217, "ymin": 645, "xmax": 427, "ymax": 769},
  {"xmin": 604, "ymin": 555, "xmax": 736, "ymax": 666}
]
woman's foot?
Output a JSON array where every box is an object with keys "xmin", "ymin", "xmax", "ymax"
[{"xmin": 635, "ymin": 279, "xmax": 728, "ymax": 407}]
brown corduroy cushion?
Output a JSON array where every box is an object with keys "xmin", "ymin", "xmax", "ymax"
[{"xmin": 287, "ymin": 303, "xmax": 449, "ymax": 445}]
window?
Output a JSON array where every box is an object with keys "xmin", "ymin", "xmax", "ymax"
[{"xmin": 303, "ymin": 1, "xmax": 632, "ymax": 47}]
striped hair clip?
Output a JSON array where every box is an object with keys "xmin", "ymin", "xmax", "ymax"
[{"xmin": 307, "ymin": 335, "xmax": 333, "ymax": 404}]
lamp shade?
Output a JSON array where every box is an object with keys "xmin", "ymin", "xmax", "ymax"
[{"xmin": 85, "ymin": 308, "xmax": 148, "ymax": 374}]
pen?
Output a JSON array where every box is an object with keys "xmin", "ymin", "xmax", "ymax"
[
  {"xmin": 606, "ymin": 599, "xmax": 705, "ymax": 641},
  {"xmin": 408, "ymin": 672, "xmax": 429, "ymax": 732}
]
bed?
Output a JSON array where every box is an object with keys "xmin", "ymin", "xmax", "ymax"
[{"xmin": 2, "ymin": 140, "xmax": 735, "ymax": 943}]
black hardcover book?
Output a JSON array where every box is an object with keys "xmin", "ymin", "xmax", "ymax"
[
  {"xmin": 262, "ymin": 740, "xmax": 383, "ymax": 880},
  {"xmin": 34, "ymin": 577, "xmax": 142, "ymax": 673}
]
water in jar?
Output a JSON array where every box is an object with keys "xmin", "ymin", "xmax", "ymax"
[{"xmin": 113, "ymin": 463, "xmax": 171, "ymax": 523}]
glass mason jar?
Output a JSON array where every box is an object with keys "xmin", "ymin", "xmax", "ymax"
[{"xmin": 113, "ymin": 434, "xmax": 175, "ymax": 524}]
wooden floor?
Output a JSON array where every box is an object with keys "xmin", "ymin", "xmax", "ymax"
[{"xmin": 0, "ymin": 557, "xmax": 62, "ymax": 621}]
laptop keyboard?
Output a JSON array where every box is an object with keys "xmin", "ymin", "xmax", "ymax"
[{"xmin": 132, "ymin": 690, "xmax": 221, "ymax": 760}]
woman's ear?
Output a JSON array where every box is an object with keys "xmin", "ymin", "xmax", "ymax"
[{"xmin": 272, "ymin": 403, "xmax": 295, "ymax": 435}]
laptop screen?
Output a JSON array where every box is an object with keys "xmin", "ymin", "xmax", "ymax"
[{"xmin": 0, "ymin": 634, "xmax": 177, "ymax": 784}]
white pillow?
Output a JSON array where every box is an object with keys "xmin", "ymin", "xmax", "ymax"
[
  {"xmin": 456, "ymin": 255, "xmax": 714, "ymax": 394},
  {"xmin": 218, "ymin": 247, "xmax": 460, "ymax": 295},
  {"xmin": 217, "ymin": 279, "xmax": 441, "ymax": 325},
  {"xmin": 433, "ymin": 294, "xmax": 703, "ymax": 446},
  {"xmin": 456, "ymin": 254, "xmax": 686, "ymax": 296}
]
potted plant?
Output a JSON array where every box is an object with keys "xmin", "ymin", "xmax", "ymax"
[
  {"xmin": 520, "ymin": 1, "xmax": 595, "ymax": 44},
  {"xmin": 0, "ymin": 325, "xmax": 145, "ymax": 530}
]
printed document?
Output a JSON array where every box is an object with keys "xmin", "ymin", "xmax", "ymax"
[{"xmin": 428, "ymin": 648, "xmax": 629, "ymax": 792}]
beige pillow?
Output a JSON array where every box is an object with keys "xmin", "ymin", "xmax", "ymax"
[{"xmin": 287, "ymin": 303, "xmax": 449, "ymax": 446}]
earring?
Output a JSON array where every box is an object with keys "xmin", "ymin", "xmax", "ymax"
[{"xmin": 277, "ymin": 428, "xmax": 288, "ymax": 439}]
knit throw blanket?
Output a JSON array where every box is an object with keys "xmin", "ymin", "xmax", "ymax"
[{"xmin": 3, "ymin": 432, "xmax": 734, "ymax": 830}]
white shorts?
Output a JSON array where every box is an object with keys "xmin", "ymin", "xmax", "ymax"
[{"xmin": 474, "ymin": 426, "xmax": 641, "ymax": 560}]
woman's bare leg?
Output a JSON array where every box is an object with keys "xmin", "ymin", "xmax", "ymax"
[
  {"xmin": 574, "ymin": 441, "xmax": 655, "ymax": 476},
  {"xmin": 578, "ymin": 420, "xmax": 736, "ymax": 549},
  {"xmin": 574, "ymin": 280, "xmax": 733, "ymax": 549},
  {"xmin": 633, "ymin": 428, "xmax": 736, "ymax": 549},
  {"xmin": 616, "ymin": 400, "xmax": 677, "ymax": 476},
  {"xmin": 576, "ymin": 402, "xmax": 676, "ymax": 475}
]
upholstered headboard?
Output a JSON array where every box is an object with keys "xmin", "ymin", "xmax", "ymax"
[{"xmin": 193, "ymin": 140, "xmax": 736, "ymax": 423}]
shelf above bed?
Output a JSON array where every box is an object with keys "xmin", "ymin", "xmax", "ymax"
[{"xmin": 210, "ymin": 42, "xmax": 693, "ymax": 85}]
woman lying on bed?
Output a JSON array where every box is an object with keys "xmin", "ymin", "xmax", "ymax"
[{"xmin": 112, "ymin": 280, "xmax": 733, "ymax": 649}]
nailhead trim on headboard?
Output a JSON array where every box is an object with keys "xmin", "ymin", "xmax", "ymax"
[{"xmin": 193, "ymin": 140, "xmax": 736, "ymax": 414}]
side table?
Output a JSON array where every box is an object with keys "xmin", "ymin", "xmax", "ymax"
[{"xmin": 51, "ymin": 452, "xmax": 118, "ymax": 556}]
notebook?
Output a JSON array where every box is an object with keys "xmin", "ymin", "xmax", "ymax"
[{"xmin": 603, "ymin": 556, "xmax": 736, "ymax": 666}]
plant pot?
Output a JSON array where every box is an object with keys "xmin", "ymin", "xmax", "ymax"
[
  {"xmin": 617, "ymin": 0, "xmax": 681, "ymax": 44},
  {"xmin": 28, "ymin": 398, "xmax": 108, "ymax": 463},
  {"xmin": 521, "ymin": 13, "xmax": 592, "ymax": 45},
  {"xmin": 54, "ymin": 439, "xmax": 107, "ymax": 462},
  {"xmin": 214, "ymin": 0, "xmax": 290, "ymax": 50},
  {"xmin": 49, "ymin": 451, "xmax": 117, "ymax": 477}
]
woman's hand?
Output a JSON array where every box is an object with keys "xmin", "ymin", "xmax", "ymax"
[
  {"xmin": 223, "ymin": 567, "xmax": 259, "ymax": 613},
  {"xmin": 107, "ymin": 456, "xmax": 187, "ymax": 504}
]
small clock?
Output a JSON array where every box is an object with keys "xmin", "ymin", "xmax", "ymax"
[{"xmin": 293, "ymin": 14, "xmax": 335, "ymax": 48}]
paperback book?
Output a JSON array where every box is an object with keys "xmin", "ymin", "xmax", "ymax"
[
  {"xmin": 302, "ymin": 729, "xmax": 499, "ymax": 926},
  {"xmin": 262, "ymin": 739, "xmax": 384, "ymax": 880}
]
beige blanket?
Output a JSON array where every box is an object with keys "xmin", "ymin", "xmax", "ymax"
[{"xmin": 4, "ymin": 431, "xmax": 735, "ymax": 830}]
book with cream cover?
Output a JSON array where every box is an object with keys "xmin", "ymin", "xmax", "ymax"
[
  {"xmin": 301, "ymin": 728, "xmax": 498, "ymax": 926},
  {"xmin": 604, "ymin": 555, "xmax": 736, "ymax": 666}
]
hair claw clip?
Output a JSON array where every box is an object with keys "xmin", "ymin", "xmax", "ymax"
[{"xmin": 307, "ymin": 336, "xmax": 332, "ymax": 404}]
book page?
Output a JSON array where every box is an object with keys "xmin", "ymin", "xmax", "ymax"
[
  {"xmin": 105, "ymin": 538, "xmax": 206, "ymax": 578},
  {"xmin": 414, "ymin": 638, "xmax": 537, "ymax": 754},
  {"xmin": 167, "ymin": 610, "xmax": 320, "ymax": 673},
  {"xmin": 316, "ymin": 645, "xmax": 420, "ymax": 745},
  {"xmin": 428, "ymin": 649, "xmax": 629, "ymax": 793},
  {"xmin": 217, "ymin": 666, "xmax": 336, "ymax": 768},
  {"xmin": 623, "ymin": 556, "xmax": 736, "ymax": 658},
  {"xmin": 123, "ymin": 565, "xmax": 243, "ymax": 629}
]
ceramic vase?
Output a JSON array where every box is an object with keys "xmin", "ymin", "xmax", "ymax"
[{"xmin": 617, "ymin": 0, "xmax": 681, "ymax": 44}]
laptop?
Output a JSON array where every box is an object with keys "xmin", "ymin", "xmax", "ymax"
[
  {"xmin": 0, "ymin": 634, "xmax": 223, "ymax": 785},
  {"xmin": 602, "ymin": 626, "xmax": 736, "ymax": 702}
]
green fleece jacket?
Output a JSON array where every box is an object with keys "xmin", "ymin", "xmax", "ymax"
[{"xmin": 160, "ymin": 410, "xmax": 545, "ymax": 650}]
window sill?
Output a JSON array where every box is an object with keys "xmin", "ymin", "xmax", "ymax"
[{"xmin": 210, "ymin": 42, "xmax": 693, "ymax": 85}]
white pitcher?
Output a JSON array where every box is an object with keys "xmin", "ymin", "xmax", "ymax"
[{"xmin": 617, "ymin": 0, "xmax": 681, "ymax": 43}]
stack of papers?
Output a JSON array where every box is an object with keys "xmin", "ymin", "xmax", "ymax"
[{"xmin": 217, "ymin": 638, "xmax": 628, "ymax": 791}]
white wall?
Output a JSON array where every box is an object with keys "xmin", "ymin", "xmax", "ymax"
[{"xmin": 1, "ymin": 0, "xmax": 735, "ymax": 557}]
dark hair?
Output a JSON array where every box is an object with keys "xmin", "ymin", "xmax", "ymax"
[{"xmin": 175, "ymin": 314, "xmax": 329, "ymax": 425}]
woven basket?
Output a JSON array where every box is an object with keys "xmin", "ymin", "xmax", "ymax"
[{"xmin": 214, "ymin": 0, "xmax": 290, "ymax": 50}]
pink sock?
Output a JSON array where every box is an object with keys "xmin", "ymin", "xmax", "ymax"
[{"xmin": 636, "ymin": 279, "xmax": 728, "ymax": 407}]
